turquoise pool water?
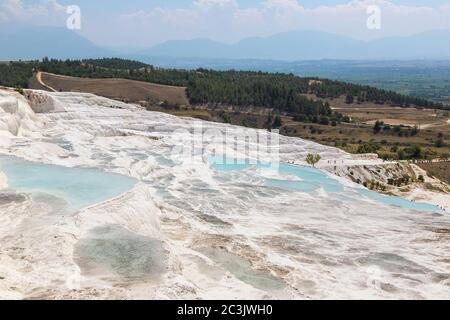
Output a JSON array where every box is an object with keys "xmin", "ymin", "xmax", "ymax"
[
  {"xmin": 211, "ymin": 158, "xmax": 442, "ymax": 213},
  {"xmin": 0, "ymin": 156, "xmax": 136, "ymax": 212},
  {"xmin": 356, "ymin": 188, "xmax": 442, "ymax": 213}
]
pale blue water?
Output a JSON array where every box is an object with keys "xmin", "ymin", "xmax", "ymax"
[
  {"xmin": 0, "ymin": 156, "xmax": 136, "ymax": 212},
  {"xmin": 211, "ymin": 158, "xmax": 442, "ymax": 214},
  {"xmin": 356, "ymin": 188, "xmax": 442, "ymax": 213}
]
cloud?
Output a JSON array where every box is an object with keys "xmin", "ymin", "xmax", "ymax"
[
  {"xmin": 255, "ymin": 0, "xmax": 450, "ymax": 39},
  {"xmin": 233, "ymin": 8, "xmax": 265, "ymax": 27},
  {"xmin": 1, "ymin": 0, "xmax": 450, "ymax": 46},
  {"xmin": 111, "ymin": 0, "xmax": 450, "ymax": 46},
  {"xmin": 0, "ymin": 0, "xmax": 67, "ymax": 25},
  {"xmin": 115, "ymin": 0, "xmax": 244, "ymax": 45},
  {"xmin": 193, "ymin": 0, "xmax": 238, "ymax": 10}
]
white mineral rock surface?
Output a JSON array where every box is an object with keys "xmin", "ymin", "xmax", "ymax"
[{"xmin": 0, "ymin": 88, "xmax": 449, "ymax": 299}]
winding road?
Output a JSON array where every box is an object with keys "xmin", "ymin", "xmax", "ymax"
[{"xmin": 36, "ymin": 72, "xmax": 57, "ymax": 92}]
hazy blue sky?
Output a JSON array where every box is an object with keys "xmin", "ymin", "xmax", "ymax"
[
  {"xmin": 2, "ymin": 0, "xmax": 450, "ymax": 47},
  {"xmin": 51, "ymin": 0, "xmax": 450, "ymax": 10}
]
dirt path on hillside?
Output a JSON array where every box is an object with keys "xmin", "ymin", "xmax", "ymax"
[
  {"xmin": 421, "ymin": 119, "xmax": 450, "ymax": 129},
  {"xmin": 36, "ymin": 72, "xmax": 57, "ymax": 92}
]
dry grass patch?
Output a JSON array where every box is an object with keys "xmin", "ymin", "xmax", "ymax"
[{"xmin": 30, "ymin": 72, "xmax": 189, "ymax": 107}]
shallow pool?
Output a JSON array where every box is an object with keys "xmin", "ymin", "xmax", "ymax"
[
  {"xmin": 0, "ymin": 156, "xmax": 136, "ymax": 212},
  {"xmin": 356, "ymin": 188, "xmax": 442, "ymax": 213},
  {"xmin": 210, "ymin": 158, "xmax": 442, "ymax": 214}
]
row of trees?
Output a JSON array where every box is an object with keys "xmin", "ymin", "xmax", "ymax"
[
  {"xmin": 356, "ymin": 142, "xmax": 431, "ymax": 160},
  {"xmin": 373, "ymin": 121, "xmax": 420, "ymax": 137},
  {"xmin": 39, "ymin": 58, "xmax": 192, "ymax": 86},
  {"xmin": 0, "ymin": 61, "xmax": 37, "ymax": 89},
  {"xmin": 82, "ymin": 58, "xmax": 149, "ymax": 70},
  {"xmin": 187, "ymin": 76, "xmax": 335, "ymax": 116},
  {"xmin": 1, "ymin": 58, "xmax": 448, "ymax": 115},
  {"xmin": 293, "ymin": 111, "xmax": 350, "ymax": 126},
  {"xmin": 36, "ymin": 59, "xmax": 450, "ymax": 111},
  {"xmin": 315, "ymin": 80, "xmax": 444, "ymax": 109}
]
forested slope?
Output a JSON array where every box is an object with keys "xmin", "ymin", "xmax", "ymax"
[{"xmin": 1, "ymin": 58, "xmax": 447, "ymax": 120}]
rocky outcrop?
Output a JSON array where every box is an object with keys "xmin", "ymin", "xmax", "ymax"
[
  {"xmin": 329, "ymin": 162, "xmax": 418, "ymax": 188},
  {"xmin": 0, "ymin": 89, "xmax": 38, "ymax": 137},
  {"xmin": 328, "ymin": 161, "xmax": 449, "ymax": 210},
  {"xmin": 23, "ymin": 89, "xmax": 63, "ymax": 113}
]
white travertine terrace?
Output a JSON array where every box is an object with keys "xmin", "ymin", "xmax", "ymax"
[{"xmin": 0, "ymin": 88, "xmax": 449, "ymax": 300}]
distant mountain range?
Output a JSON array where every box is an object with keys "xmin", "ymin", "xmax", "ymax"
[
  {"xmin": 0, "ymin": 25, "xmax": 112, "ymax": 61},
  {"xmin": 140, "ymin": 29, "xmax": 450, "ymax": 61},
  {"xmin": 1, "ymin": 26, "xmax": 450, "ymax": 61}
]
